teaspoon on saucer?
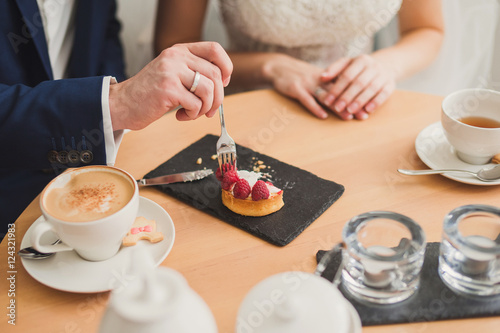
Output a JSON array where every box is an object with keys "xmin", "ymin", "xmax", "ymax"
[
  {"xmin": 398, "ymin": 164, "xmax": 500, "ymax": 182},
  {"xmin": 18, "ymin": 239, "xmax": 61, "ymax": 260}
]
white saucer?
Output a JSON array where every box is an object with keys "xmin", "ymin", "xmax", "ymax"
[
  {"xmin": 20, "ymin": 196, "xmax": 175, "ymax": 293},
  {"xmin": 415, "ymin": 122, "xmax": 500, "ymax": 186}
]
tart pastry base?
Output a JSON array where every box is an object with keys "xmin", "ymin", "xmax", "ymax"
[{"xmin": 222, "ymin": 189, "xmax": 284, "ymax": 216}]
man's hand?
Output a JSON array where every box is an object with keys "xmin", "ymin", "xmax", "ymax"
[{"xmin": 109, "ymin": 42, "xmax": 233, "ymax": 130}]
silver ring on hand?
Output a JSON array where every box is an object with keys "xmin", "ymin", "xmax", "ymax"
[
  {"xmin": 190, "ymin": 71, "xmax": 201, "ymax": 93},
  {"xmin": 314, "ymin": 86, "xmax": 327, "ymax": 97}
]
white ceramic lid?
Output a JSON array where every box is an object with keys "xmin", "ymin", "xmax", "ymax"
[{"xmin": 236, "ymin": 272, "xmax": 361, "ymax": 333}]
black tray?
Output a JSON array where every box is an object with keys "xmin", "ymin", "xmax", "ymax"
[
  {"xmin": 144, "ymin": 134, "xmax": 345, "ymax": 246},
  {"xmin": 317, "ymin": 242, "xmax": 500, "ymax": 325}
]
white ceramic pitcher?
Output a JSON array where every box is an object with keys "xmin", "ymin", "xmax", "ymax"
[{"xmin": 99, "ymin": 250, "xmax": 217, "ymax": 333}]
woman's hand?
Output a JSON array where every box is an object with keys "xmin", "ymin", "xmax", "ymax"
[
  {"xmin": 317, "ymin": 54, "xmax": 397, "ymax": 120},
  {"xmin": 262, "ymin": 54, "xmax": 329, "ymax": 119}
]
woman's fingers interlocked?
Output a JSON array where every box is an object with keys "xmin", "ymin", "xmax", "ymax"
[{"xmin": 318, "ymin": 54, "xmax": 396, "ymax": 120}]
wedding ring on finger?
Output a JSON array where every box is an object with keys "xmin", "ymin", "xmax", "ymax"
[
  {"xmin": 190, "ymin": 71, "xmax": 201, "ymax": 93},
  {"xmin": 314, "ymin": 86, "xmax": 327, "ymax": 98}
]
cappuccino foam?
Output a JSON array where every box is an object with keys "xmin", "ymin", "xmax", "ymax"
[{"xmin": 44, "ymin": 170, "xmax": 134, "ymax": 222}]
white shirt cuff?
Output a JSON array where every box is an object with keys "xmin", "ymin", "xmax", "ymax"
[{"xmin": 101, "ymin": 76, "xmax": 124, "ymax": 166}]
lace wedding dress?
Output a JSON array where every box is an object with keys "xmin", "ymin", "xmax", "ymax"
[{"xmin": 219, "ymin": 0, "xmax": 402, "ymax": 68}]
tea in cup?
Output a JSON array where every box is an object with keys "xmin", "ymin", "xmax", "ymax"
[
  {"xmin": 31, "ymin": 165, "xmax": 139, "ymax": 261},
  {"xmin": 441, "ymin": 88, "xmax": 500, "ymax": 165}
]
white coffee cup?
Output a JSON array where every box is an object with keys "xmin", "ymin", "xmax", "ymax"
[
  {"xmin": 441, "ymin": 88, "xmax": 500, "ymax": 165},
  {"xmin": 31, "ymin": 165, "xmax": 139, "ymax": 261}
]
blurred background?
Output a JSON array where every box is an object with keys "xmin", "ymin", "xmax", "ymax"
[{"xmin": 116, "ymin": 0, "xmax": 500, "ymax": 96}]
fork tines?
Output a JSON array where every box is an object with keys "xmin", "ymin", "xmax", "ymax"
[
  {"xmin": 216, "ymin": 104, "xmax": 237, "ymax": 176},
  {"xmin": 218, "ymin": 150, "xmax": 237, "ymax": 174}
]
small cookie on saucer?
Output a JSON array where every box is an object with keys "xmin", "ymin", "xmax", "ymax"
[
  {"xmin": 492, "ymin": 153, "xmax": 500, "ymax": 164},
  {"xmin": 122, "ymin": 216, "xmax": 163, "ymax": 247}
]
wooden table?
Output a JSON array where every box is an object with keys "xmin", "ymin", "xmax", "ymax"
[{"xmin": 2, "ymin": 89, "xmax": 500, "ymax": 332}]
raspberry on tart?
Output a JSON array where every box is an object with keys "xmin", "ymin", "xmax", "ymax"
[
  {"xmin": 233, "ymin": 179, "xmax": 251, "ymax": 199},
  {"xmin": 251, "ymin": 180, "xmax": 270, "ymax": 201},
  {"xmin": 216, "ymin": 164, "xmax": 236, "ymax": 182},
  {"xmin": 221, "ymin": 170, "xmax": 239, "ymax": 190}
]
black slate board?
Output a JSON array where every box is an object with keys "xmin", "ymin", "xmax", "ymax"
[
  {"xmin": 144, "ymin": 134, "xmax": 344, "ymax": 246},
  {"xmin": 316, "ymin": 242, "xmax": 500, "ymax": 326}
]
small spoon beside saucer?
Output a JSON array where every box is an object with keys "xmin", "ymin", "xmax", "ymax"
[
  {"xmin": 398, "ymin": 164, "xmax": 500, "ymax": 182},
  {"xmin": 18, "ymin": 239, "xmax": 61, "ymax": 260}
]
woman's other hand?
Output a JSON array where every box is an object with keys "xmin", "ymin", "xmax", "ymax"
[{"xmin": 262, "ymin": 54, "xmax": 329, "ymax": 119}]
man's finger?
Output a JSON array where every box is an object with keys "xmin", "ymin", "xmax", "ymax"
[{"xmin": 184, "ymin": 41, "xmax": 233, "ymax": 85}]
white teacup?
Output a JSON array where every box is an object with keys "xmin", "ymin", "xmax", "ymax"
[
  {"xmin": 441, "ymin": 88, "xmax": 500, "ymax": 165},
  {"xmin": 31, "ymin": 165, "xmax": 139, "ymax": 261}
]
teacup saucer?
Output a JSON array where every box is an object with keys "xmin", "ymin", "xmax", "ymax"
[
  {"xmin": 20, "ymin": 196, "xmax": 175, "ymax": 293},
  {"xmin": 415, "ymin": 122, "xmax": 500, "ymax": 186}
]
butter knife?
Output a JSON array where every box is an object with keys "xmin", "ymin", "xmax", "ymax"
[{"xmin": 137, "ymin": 169, "xmax": 213, "ymax": 186}]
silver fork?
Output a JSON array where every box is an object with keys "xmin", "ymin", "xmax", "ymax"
[{"xmin": 216, "ymin": 104, "xmax": 237, "ymax": 174}]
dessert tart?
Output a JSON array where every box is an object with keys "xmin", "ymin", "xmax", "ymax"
[{"xmin": 217, "ymin": 168, "xmax": 284, "ymax": 216}]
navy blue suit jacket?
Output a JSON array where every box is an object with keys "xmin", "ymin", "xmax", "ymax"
[{"xmin": 0, "ymin": 0, "xmax": 126, "ymax": 239}]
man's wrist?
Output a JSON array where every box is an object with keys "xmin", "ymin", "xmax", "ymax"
[{"xmin": 109, "ymin": 81, "xmax": 127, "ymax": 131}]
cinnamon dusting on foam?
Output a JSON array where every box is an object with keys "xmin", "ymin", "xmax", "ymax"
[
  {"xmin": 67, "ymin": 183, "xmax": 118, "ymax": 214},
  {"xmin": 45, "ymin": 170, "xmax": 133, "ymax": 222}
]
